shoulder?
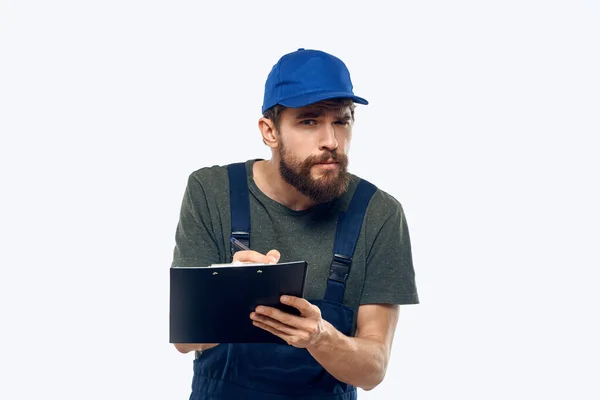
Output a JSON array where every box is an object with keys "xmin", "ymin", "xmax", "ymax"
[
  {"xmin": 185, "ymin": 160, "xmax": 254, "ymax": 193},
  {"xmin": 187, "ymin": 163, "xmax": 230, "ymax": 189},
  {"xmin": 345, "ymin": 175, "xmax": 409, "ymax": 246},
  {"xmin": 352, "ymin": 177, "xmax": 412, "ymax": 256},
  {"xmin": 371, "ymin": 187, "xmax": 405, "ymax": 218},
  {"xmin": 181, "ymin": 162, "xmax": 249, "ymax": 210},
  {"xmin": 347, "ymin": 173, "xmax": 405, "ymax": 220}
]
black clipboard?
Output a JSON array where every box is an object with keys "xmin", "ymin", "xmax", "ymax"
[{"xmin": 169, "ymin": 261, "xmax": 308, "ymax": 344}]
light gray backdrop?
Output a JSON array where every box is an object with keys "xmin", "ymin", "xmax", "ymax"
[{"xmin": 1, "ymin": 1, "xmax": 599, "ymax": 399}]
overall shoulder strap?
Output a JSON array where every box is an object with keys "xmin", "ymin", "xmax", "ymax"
[
  {"xmin": 227, "ymin": 162, "xmax": 251, "ymax": 257},
  {"xmin": 324, "ymin": 179, "xmax": 378, "ymax": 303}
]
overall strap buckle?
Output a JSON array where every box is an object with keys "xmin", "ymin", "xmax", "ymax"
[{"xmin": 329, "ymin": 254, "xmax": 352, "ymax": 283}]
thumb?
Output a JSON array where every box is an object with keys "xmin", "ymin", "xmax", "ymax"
[{"xmin": 266, "ymin": 249, "xmax": 281, "ymax": 265}]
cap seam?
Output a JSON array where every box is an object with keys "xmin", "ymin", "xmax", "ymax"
[
  {"xmin": 276, "ymin": 59, "xmax": 283, "ymax": 103},
  {"xmin": 278, "ymin": 88, "xmax": 352, "ymax": 102}
]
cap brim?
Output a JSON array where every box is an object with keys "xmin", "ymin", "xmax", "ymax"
[{"xmin": 279, "ymin": 91, "xmax": 368, "ymax": 108}]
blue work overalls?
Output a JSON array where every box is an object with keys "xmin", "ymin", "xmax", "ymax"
[{"xmin": 189, "ymin": 162, "xmax": 377, "ymax": 400}]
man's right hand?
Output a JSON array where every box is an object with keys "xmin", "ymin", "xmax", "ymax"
[
  {"xmin": 233, "ymin": 249, "xmax": 281, "ymax": 265},
  {"xmin": 174, "ymin": 343, "xmax": 220, "ymax": 353}
]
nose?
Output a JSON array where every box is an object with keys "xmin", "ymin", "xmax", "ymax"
[{"xmin": 318, "ymin": 123, "xmax": 339, "ymax": 152}]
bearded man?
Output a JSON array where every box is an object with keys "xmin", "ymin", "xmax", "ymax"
[{"xmin": 171, "ymin": 48, "xmax": 419, "ymax": 400}]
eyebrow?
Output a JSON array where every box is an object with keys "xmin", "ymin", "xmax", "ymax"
[
  {"xmin": 295, "ymin": 110, "xmax": 352, "ymax": 121},
  {"xmin": 295, "ymin": 110, "xmax": 325, "ymax": 119}
]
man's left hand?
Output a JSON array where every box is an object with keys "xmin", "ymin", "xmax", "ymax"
[{"xmin": 250, "ymin": 295, "xmax": 330, "ymax": 348}]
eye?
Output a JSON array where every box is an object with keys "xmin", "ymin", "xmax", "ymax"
[
  {"xmin": 300, "ymin": 120, "xmax": 317, "ymax": 125},
  {"xmin": 335, "ymin": 120, "xmax": 350, "ymax": 126}
]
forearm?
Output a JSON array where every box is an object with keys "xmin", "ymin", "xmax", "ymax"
[
  {"xmin": 173, "ymin": 343, "xmax": 219, "ymax": 353},
  {"xmin": 308, "ymin": 321, "xmax": 388, "ymax": 391}
]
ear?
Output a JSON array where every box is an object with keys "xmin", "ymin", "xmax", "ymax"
[{"xmin": 258, "ymin": 117, "xmax": 279, "ymax": 149}]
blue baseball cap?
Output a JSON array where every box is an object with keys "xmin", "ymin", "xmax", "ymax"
[{"xmin": 261, "ymin": 48, "xmax": 368, "ymax": 114}]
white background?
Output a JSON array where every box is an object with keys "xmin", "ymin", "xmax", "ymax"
[{"xmin": 1, "ymin": 1, "xmax": 599, "ymax": 399}]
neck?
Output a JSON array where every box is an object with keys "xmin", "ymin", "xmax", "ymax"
[{"xmin": 253, "ymin": 159, "xmax": 317, "ymax": 211}]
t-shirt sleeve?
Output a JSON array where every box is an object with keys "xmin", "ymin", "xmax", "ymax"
[
  {"xmin": 171, "ymin": 174, "xmax": 221, "ymax": 268},
  {"xmin": 360, "ymin": 199, "xmax": 419, "ymax": 305}
]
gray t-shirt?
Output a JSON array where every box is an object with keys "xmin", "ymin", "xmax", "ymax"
[{"xmin": 171, "ymin": 159, "xmax": 419, "ymax": 329}]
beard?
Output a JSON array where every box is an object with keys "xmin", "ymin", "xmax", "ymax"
[{"xmin": 278, "ymin": 140, "xmax": 351, "ymax": 204}]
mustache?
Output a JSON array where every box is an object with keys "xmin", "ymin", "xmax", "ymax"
[{"xmin": 307, "ymin": 151, "xmax": 347, "ymax": 165}]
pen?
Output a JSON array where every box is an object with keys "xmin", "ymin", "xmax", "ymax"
[{"xmin": 230, "ymin": 237, "xmax": 251, "ymax": 252}]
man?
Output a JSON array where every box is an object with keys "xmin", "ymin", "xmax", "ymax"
[{"xmin": 171, "ymin": 48, "xmax": 419, "ymax": 400}]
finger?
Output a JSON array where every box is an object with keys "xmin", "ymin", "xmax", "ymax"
[
  {"xmin": 266, "ymin": 249, "xmax": 280, "ymax": 265},
  {"xmin": 254, "ymin": 305, "xmax": 315, "ymax": 331},
  {"xmin": 199, "ymin": 343, "xmax": 219, "ymax": 351},
  {"xmin": 250, "ymin": 313, "xmax": 304, "ymax": 337},
  {"xmin": 252, "ymin": 320, "xmax": 293, "ymax": 344},
  {"xmin": 280, "ymin": 295, "xmax": 320, "ymax": 318},
  {"xmin": 232, "ymin": 250, "xmax": 275, "ymax": 264}
]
